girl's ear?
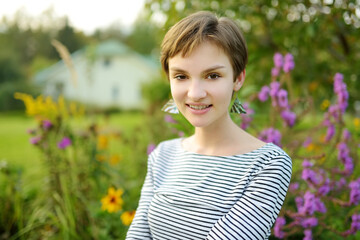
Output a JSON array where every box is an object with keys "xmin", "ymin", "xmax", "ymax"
[{"xmin": 233, "ymin": 70, "xmax": 246, "ymax": 91}]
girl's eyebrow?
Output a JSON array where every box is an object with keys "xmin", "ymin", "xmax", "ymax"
[{"xmin": 170, "ymin": 65, "xmax": 226, "ymax": 74}]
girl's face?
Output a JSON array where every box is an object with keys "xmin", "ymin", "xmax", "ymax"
[{"xmin": 168, "ymin": 41, "xmax": 244, "ymax": 129}]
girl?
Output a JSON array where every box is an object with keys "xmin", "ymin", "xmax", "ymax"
[{"xmin": 126, "ymin": 11, "xmax": 292, "ymax": 240}]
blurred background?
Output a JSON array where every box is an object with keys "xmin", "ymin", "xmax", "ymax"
[{"xmin": 0, "ymin": 0, "xmax": 359, "ymax": 239}]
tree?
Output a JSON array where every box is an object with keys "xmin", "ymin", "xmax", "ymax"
[
  {"xmin": 144, "ymin": 0, "xmax": 360, "ymax": 109},
  {"xmin": 55, "ymin": 18, "xmax": 90, "ymax": 56},
  {"xmin": 125, "ymin": 16, "xmax": 161, "ymax": 56}
]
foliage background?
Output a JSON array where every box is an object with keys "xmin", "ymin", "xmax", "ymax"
[{"xmin": 0, "ymin": 0, "xmax": 359, "ymax": 239}]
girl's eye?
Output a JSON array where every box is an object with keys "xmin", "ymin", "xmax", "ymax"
[
  {"xmin": 207, "ymin": 73, "xmax": 220, "ymax": 80},
  {"xmin": 174, "ymin": 75, "xmax": 187, "ymax": 80}
]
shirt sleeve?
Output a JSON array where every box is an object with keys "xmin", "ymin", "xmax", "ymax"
[
  {"xmin": 125, "ymin": 151, "xmax": 156, "ymax": 240},
  {"xmin": 206, "ymin": 154, "xmax": 292, "ymax": 240}
]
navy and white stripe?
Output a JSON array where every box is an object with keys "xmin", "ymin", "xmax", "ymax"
[{"xmin": 126, "ymin": 138, "xmax": 292, "ymax": 240}]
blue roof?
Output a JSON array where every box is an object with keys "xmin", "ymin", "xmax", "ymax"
[
  {"xmin": 95, "ymin": 39, "xmax": 130, "ymax": 56},
  {"xmin": 34, "ymin": 39, "xmax": 159, "ymax": 83}
]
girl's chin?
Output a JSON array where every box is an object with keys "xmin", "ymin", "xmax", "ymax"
[{"xmin": 184, "ymin": 117, "xmax": 211, "ymax": 128}]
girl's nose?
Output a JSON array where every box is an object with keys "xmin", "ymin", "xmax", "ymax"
[{"xmin": 187, "ymin": 80, "xmax": 206, "ymax": 101}]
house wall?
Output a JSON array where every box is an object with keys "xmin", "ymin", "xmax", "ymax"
[{"xmin": 45, "ymin": 53, "xmax": 159, "ymax": 109}]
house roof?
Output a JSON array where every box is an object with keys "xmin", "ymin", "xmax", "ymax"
[
  {"xmin": 34, "ymin": 39, "xmax": 159, "ymax": 84},
  {"xmin": 95, "ymin": 39, "xmax": 130, "ymax": 56}
]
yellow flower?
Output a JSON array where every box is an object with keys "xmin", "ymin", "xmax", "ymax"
[
  {"xmin": 97, "ymin": 135, "xmax": 109, "ymax": 150},
  {"xmin": 58, "ymin": 95, "xmax": 68, "ymax": 119},
  {"xmin": 306, "ymin": 143, "xmax": 321, "ymax": 152},
  {"xmin": 319, "ymin": 156, "xmax": 326, "ymax": 164},
  {"xmin": 14, "ymin": 92, "xmax": 37, "ymax": 116},
  {"xmin": 306, "ymin": 143, "xmax": 316, "ymax": 152},
  {"xmin": 96, "ymin": 154, "xmax": 107, "ymax": 162},
  {"xmin": 320, "ymin": 134, "xmax": 327, "ymax": 143},
  {"xmin": 14, "ymin": 92, "xmax": 83, "ymax": 120},
  {"xmin": 355, "ymin": 118, "xmax": 360, "ymax": 130},
  {"xmin": 45, "ymin": 96, "xmax": 57, "ymax": 117},
  {"xmin": 101, "ymin": 187, "xmax": 124, "ymax": 213},
  {"xmin": 309, "ymin": 81, "xmax": 319, "ymax": 92},
  {"xmin": 70, "ymin": 102, "xmax": 77, "ymax": 116},
  {"xmin": 110, "ymin": 154, "xmax": 121, "ymax": 165},
  {"xmin": 320, "ymin": 99, "xmax": 330, "ymax": 111},
  {"xmin": 121, "ymin": 210, "xmax": 136, "ymax": 226}
]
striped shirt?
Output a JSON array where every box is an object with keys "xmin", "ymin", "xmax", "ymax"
[{"xmin": 126, "ymin": 138, "xmax": 292, "ymax": 240}]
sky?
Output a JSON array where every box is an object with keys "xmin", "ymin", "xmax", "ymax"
[{"xmin": 0, "ymin": 0, "xmax": 146, "ymax": 33}]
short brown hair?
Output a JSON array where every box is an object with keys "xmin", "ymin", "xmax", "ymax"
[{"xmin": 160, "ymin": 11, "xmax": 248, "ymax": 80}]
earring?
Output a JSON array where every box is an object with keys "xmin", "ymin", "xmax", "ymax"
[
  {"xmin": 230, "ymin": 97, "xmax": 247, "ymax": 114},
  {"xmin": 161, "ymin": 99, "xmax": 179, "ymax": 114}
]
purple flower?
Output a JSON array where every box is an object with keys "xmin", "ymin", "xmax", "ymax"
[
  {"xmin": 302, "ymin": 168, "xmax": 319, "ymax": 186},
  {"xmin": 258, "ymin": 86, "xmax": 270, "ymax": 102},
  {"xmin": 337, "ymin": 142, "xmax": 353, "ymax": 174},
  {"xmin": 283, "ymin": 53, "xmax": 295, "ymax": 73},
  {"xmin": 318, "ymin": 178, "xmax": 331, "ymax": 196},
  {"xmin": 270, "ymin": 81, "xmax": 281, "ymax": 98},
  {"xmin": 338, "ymin": 142, "xmax": 350, "ymax": 162},
  {"xmin": 274, "ymin": 217, "xmax": 286, "ymax": 238},
  {"xmin": 325, "ymin": 124, "xmax": 335, "ymax": 142},
  {"xmin": 30, "ymin": 136, "xmax": 41, "ymax": 145},
  {"xmin": 303, "ymin": 229, "xmax": 312, "ymax": 240},
  {"xmin": 240, "ymin": 102, "xmax": 254, "ymax": 130},
  {"xmin": 270, "ymin": 81, "xmax": 281, "ymax": 106},
  {"xmin": 333, "ymin": 73, "xmax": 349, "ymax": 113},
  {"xmin": 342, "ymin": 129, "xmax": 351, "ymax": 141},
  {"xmin": 164, "ymin": 114, "xmax": 177, "ymax": 124},
  {"xmin": 303, "ymin": 137, "xmax": 312, "ymax": 147},
  {"xmin": 42, "ymin": 120, "xmax": 53, "ymax": 130},
  {"xmin": 273, "ymin": 53, "xmax": 284, "ymax": 68},
  {"xmin": 336, "ymin": 178, "xmax": 346, "ymax": 189},
  {"xmin": 334, "ymin": 73, "xmax": 345, "ymax": 93},
  {"xmin": 277, "ymin": 89, "xmax": 289, "ymax": 108},
  {"xmin": 345, "ymin": 160, "xmax": 354, "ymax": 174},
  {"xmin": 258, "ymin": 128, "xmax": 282, "ymax": 146},
  {"xmin": 327, "ymin": 105, "xmax": 340, "ymax": 122},
  {"xmin": 147, "ymin": 143, "xmax": 156, "ymax": 155},
  {"xmin": 281, "ymin": 110, "xmax": 296, "ymax": 127},
  {"xmin": 314, "ymin": 197, "xmax": 327, "ymax": 213},
  {"xmin": 349, "ymin": 178, "xmax": 360, "ymax": 205},
  {"xmin": 271, "ymin": 67, "xmax": 280, "ymax": 77},
  {"xmin": 302, "ymin": 160, "xmax": 313, "ymax": 168},
  {"xmin": 296, "ymin": 196, "xmax": 304, "ymax": 211},
  {"xmin": 289, "ymin": 182, "xmax": 299, "ymax": 192},
  {"xmin": 57, "ymin": 137, "xmax": 72, "ymax": 149},
  {"xmin": 301, "ymin": 217, "xmax": 318, "ymax": 228},
  {"xmin": 350, "ymin": 214, "xmax": 360, "ymax": 233},
  {"xmin": 299, "ymin": 191, "xmax": 316, "ymax": 215},
  {"xmin": 178, "ymin": 131, "xmax": 185, "ymax": 137},
  {"xmin": 334, "ymin": 72, "xmax": 344, "ymax": 82}
]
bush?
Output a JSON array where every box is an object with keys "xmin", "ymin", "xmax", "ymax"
[
  {"xmin": 163, "ymin": 53, "xmax": 360, "ymax": 239},
  {"xmin": 0, "ymin": 82, "xmax": 39, "ymax": 111}
]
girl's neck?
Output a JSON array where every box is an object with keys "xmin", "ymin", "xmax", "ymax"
[
  {"xmin": 187, "ymin": 116, "xmax": 244, "ymax": 155},
  {"xmin": 183, "ymin": 114, "xmax": 265, "ymax": 156}
]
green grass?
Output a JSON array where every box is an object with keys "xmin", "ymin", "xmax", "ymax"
[
  {"xmin": 0, "ymin": 112, "xmax": 40, "ymax": 174},
  {"xmin": 0, "ymin": 111, "xmax": 145, "ymax": 188}
]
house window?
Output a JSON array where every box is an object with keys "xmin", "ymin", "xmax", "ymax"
[
  {"xmin": 104, "ymin": 57, "xmax": 112, "ymax": 67},
  {"xmin": 54, "ymin": 82, "xmax": 64, "ymax": 98},
  {"xmin": 112, "ymin": 86, "xmax": 119, "ymax": 101}
]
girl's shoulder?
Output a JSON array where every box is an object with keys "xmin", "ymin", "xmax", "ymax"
[{"xmin": 149, "ymin": 138, "xmax": 182, "ymax": 157}]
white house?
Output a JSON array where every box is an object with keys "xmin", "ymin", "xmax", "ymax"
[{"xmin": 34, "ymin": 40, "xmax": 160, "ymax": 109}]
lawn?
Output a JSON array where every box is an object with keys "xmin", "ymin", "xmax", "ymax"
[
  {"xmin": 1, "ymin": 108, "xmax": 359, "ymax": 239},
  {"xmin": 0, "ymin": 111, "xmax": 145, "ymax": 188},
  {"xmin": 0, "ymin": 112, "xmax": 40, "ymax": 179}
]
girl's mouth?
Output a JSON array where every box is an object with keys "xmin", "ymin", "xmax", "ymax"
[{"xmin": 187, "ymin": 104, "xmax": 212, "ymax": 110}]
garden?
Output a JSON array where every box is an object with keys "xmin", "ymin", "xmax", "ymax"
[{"xmin": 1, "ymin": 1, "xmax": 360, "ymax": 239}]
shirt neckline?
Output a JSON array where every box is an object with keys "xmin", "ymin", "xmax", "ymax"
[{"xmin": 177, "ymin": 138, "xmax": 273, "ymax": 158}]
